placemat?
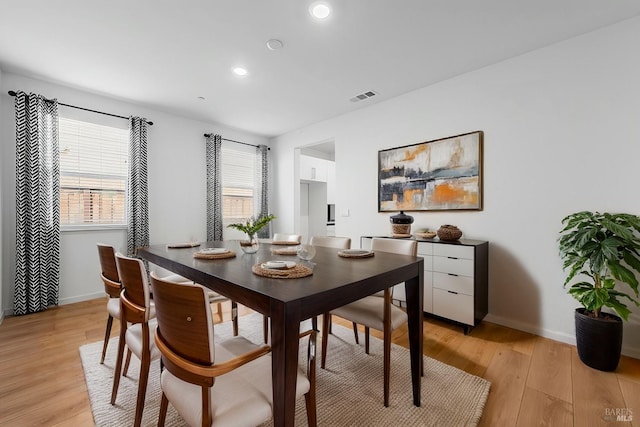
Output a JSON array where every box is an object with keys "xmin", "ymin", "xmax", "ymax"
[
  {"xmin": 338, "ymin": 250, "xmax": 375, "ymax": 259},
  {"xmin": 193, "ymin": 250, "xmax": 236, "ymax": 260},
  {"xmin": 252, "ymin": 263, "xmax": 313, "ymax": 278},
  {"xmin": 271, "ymin": 246, "xmax": 299, "ymax": 255},
  {"xmin": 167, "ymin": 242, "xmax": 200, "ymax": 248},
  {"xmin": 271, "ymin": 240, "xmax": 299, "ymax": 246}
]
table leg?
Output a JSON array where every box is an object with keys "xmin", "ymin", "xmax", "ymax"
[
  {"xmin": 270, "ymin": 304, "xmax": 301, "ymax": 426},
  {"xmin": 405, "ymin": 272, "xmax": 423, "ymax": 406}
]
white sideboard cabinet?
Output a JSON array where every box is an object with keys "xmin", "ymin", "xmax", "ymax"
[{"xmin": 360, "ymin": 236, "xmax": 488, "ymax": 333}]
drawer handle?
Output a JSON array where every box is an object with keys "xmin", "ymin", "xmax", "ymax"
[
  {"xmin": 447, "ymin": 290, "xmax": 458, "ymax": 295},
  {"xmin": 447, "ymin": 273, "xmax": 459, "ymax": 277},
  {"xmin": 447, "ymin": 256, "xmax": 458, "ymax": 259}
]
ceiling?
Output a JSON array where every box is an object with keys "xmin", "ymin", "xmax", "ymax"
[{"xmin": 1, "ymin": 1, "xmax": 640, "ymax": 138}]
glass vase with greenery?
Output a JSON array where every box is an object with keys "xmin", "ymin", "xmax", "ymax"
[{"xmin": 227, "ymin": 214, "xmax": 276, "ymax": 253}]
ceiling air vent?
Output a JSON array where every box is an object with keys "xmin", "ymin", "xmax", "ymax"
[{"xmin": 350, "ymin": 90, "xmax": 378, "ymax": 103}]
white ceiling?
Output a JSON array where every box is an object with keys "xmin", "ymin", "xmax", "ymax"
[{"xmin": 1, "ymin": 1, "xmax": 640, "ymax": 138}]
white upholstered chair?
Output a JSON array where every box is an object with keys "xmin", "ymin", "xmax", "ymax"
[
  {"xmin": 259, "ymin": 233, "xmax": 303, "ymax": 342},
  {"xmin": 260, "ymin": 235, "xmax": 350, "ymax": 344},
  {"xmin": 111, "ymin": 252, "xmax": 160, "ymax": 427},
  {"xmin": 321, "ymin": 237, "xmax": 418, "ymax": 407},
  {"xmin": 309, "ymin": 235, "xmax": 351, "ymax": 250},
  {"xmin": 150, "ymin": 273, "xmax": 317, "ymax": 427},
  {"xmin": 272, "ymin": 233, "xmax": 302, "ymax": 244}
]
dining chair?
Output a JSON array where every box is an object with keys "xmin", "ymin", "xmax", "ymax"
[
  {"xmin": 309, "ymin": 235, "xmax": 351, "ymax": 249},
  {"xmin": 260, "ymin": 235, "xmax": 350, "ymax": 344},
  {"xmin": 159, "ymin": 271, "xmax": 239, "ymax": 335},
  {"xmin": 258, "ymin": 232, "xmax": 303, "ymax": 342},
  {"xmin": 111, "ymin": 252, "xmax": 160, "ymax": 427},
  {"xmin": 321, "ymin": 237, "xmax": 418, "ymax": 407},
  {"xmin": 150, "ymin": 273, "xmax": 317, "ymax": 427},
  {"xmin": 97, "ymin": 243, "xmax": 122, "ymax": 364},
  {"xmin": 272, "ymin": 233, "xmax": 302, "ymax": 244}
]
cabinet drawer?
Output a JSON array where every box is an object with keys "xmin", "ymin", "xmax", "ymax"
[
  {"xmin": 433, "ymin": 256, "xmax": 474, "ymax": 277},
  {"xmin": 433, "ymin": 288, "xmax": 474, "ymax": 325},
  {"xmin": 433, "ymin": 272, "xmax": 474, "ymax": 295},
  {"xmin": 434, "ymin": 244, "xmax": 474, "ymax": 259},
  {"xmin": 417, "ymin": 242, "xmax": 434, "ymax": 256}
]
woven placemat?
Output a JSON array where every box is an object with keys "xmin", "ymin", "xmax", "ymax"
[
  {"xmin": 271, "ymin": 240, "xmax": 299, "ymax": 246},
  {"xmin": 252, "ymin": 263, "xmax": 313, "ymax": 278},
  {"xmin": 193, "ymin": 250, "xmax": 236, "ymax": 260},
  {"xmin": 338, "ymin": 250, "xmax": 375, "ymax": 259},
  {"xmin": 271, "ymin": 247, "xmax": 299, "ymax": 255},
  {"xmin": 167, "ymin": 242, "xmax": 200, "ymax": 248}
]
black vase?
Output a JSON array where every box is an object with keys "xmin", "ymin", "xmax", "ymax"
[{"xmin": 575, "ymin": 308, "xmax": 623, "ymax": 371}]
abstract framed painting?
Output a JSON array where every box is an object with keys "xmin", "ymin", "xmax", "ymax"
[{"xmin": 378, "ymin": 131, "xmax": 483, "ymax": 212}]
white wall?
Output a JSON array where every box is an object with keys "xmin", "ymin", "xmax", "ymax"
[
  {"xmin": 272, "ymin": 17, "xmax": 640, "ymax": 356},
  {"xmin": 0, "ymin": 67, "xmax": 3, "ymax": 323},
  {"xmin": 1, "ymin": 72, "xmax": 268, "ymax": 313}
]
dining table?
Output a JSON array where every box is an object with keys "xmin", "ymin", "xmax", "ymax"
[{"xmin": 138, "ymin": 241, "xmax": 424, "ymax": 427}]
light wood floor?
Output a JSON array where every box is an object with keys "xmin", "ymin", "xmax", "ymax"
[{"xmin": 1, "ymin": 298, "xmax": 639, "ymax": 426}]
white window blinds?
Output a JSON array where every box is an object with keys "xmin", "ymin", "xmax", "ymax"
[
  {"xmin": 222, "ymin": 146, "xmax": 255, "ymax": 223},
  {"xmin": 59, "ymin": 117, "xmax": 129, "ymax": 226}
]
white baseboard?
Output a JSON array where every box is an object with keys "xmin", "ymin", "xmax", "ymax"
[
  {"xmin": 484, "ymin": 313, "xmax": 576, "ymax": 345},
  {"xmin": 484, "ymin": 313, "xmax": 640, "ymax": 360},
  {"xmin": 0, "ymin": 292, "xmax": 105, "ymax": 319},
  {"xmin": 59, "ymin": 291, "xmax": 105, "ymax": 306}
]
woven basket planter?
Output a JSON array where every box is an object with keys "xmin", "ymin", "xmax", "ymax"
[{"xmin": 437, "ymin": 225, "xmax": 462, "ymax": 241}]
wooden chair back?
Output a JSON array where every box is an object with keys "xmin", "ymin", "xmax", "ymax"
[
  {"xmin": 309, "ymin": 236, "xmax": 351, "ymax": 249},
  {"xmin": 150, "ymin": 274, "xmax": 215, "ymax": 369},
  {"xmin": 98, "ymin": 243, "xmax": 121, "ymax": 298},
  {"xmin": 115, "ymin": 253, "xmax": 151, "ymax": 322}
]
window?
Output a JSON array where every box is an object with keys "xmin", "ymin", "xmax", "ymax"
[
  {"xmin": 59, "ymin": 117, "xmax": 129, "ymax": 227},
  {"xmin": 221, "ymin": 146, "xmax": 256, "ymax": 224}
]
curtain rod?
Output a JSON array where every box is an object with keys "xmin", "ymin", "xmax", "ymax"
[
  {"xmin": 8, "ymin": 90, "xmax": 154, "ymax": 126},
  {"xmin": 203, "ymin": 133, "xmax": 270, "ymax": 150}
]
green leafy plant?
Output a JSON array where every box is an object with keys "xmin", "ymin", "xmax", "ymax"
[
  {"xmin": 559, "ymin": 211, "xmax": 640, "ymax": 320},
  {"xmin": 227, "ymin": 214, "xmax": 276, "ymax": 238}
]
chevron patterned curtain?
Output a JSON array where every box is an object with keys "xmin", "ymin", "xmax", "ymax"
[
  {"xmin": 127, "ymin": 117, "xmax": 149, "ymax": 256},
  {"xmin": 14, "ymin": 91, "xmax": 60, "ymax": 315},
  {"xmin": 206, "ymin": 134, "xmax": 223, "ymax": 241},
  {"xmin": 256, "ymin": 145, "xmax": 270, "ymax": 239}
]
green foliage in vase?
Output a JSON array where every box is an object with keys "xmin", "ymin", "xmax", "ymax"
[
  {"xmin": 559, "ymin": 211, "xmax": 640, "ymax": 320},
  {"xmin": 227, "ymin": 214, "xmax": 276, "ymax": 238}
]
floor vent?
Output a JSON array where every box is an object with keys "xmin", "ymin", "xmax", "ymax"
[{"xmin": 350, "ymin": 90, "xmax": 377, "ymax": 103}]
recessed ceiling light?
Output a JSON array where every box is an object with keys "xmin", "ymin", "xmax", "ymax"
[
  {"xmin": 309, "ymin": 1, "xmax": 331, "ymax": 19},
  {"xmin": 232, "ymin": 67, "xmax": 248, "ymax": 77},
  {"xmin": 266, "ymin": 39, "xmax": 284, "ymax": 51}
]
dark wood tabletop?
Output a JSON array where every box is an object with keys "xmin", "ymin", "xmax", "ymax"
[{"xmin": 139, "ymin": 241, "xmax": 424, "ymax": 426}]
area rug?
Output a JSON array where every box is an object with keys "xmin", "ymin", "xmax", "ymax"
[{"xmin": 80, "ymin": 313, "xmax": 490, "ymax": 426}]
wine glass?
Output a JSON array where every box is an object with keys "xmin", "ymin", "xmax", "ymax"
[{"xmin": 297, "ymin": 244, "xmax": 316, "ymax": 264}]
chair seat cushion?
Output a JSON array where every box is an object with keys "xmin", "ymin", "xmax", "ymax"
[
  {"xmin": 161, "ymin": 273, "xmax": 193, "ymax": 284},
  {"xmin": 331, "ymin": 295, "xmax": 407, "ymax": 332},
  {"xmin": 125, "ymin": 318, "xmax": 160, "ymax": 361},
  {"xmin": 162, "ymin": 336, "xmax": 310, "ymax": 427},
  {"xmin": 106, "ymin": 297, "xmax": 120, "ymax": 318}
]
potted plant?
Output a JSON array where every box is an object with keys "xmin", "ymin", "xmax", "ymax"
[
  {"xmin": 558, "ymin": 211, "xmax": 640, "ymax": 371},
  {"xmin": 227, "ymin": 214, "xmax": 276, "ymax": 254}
]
